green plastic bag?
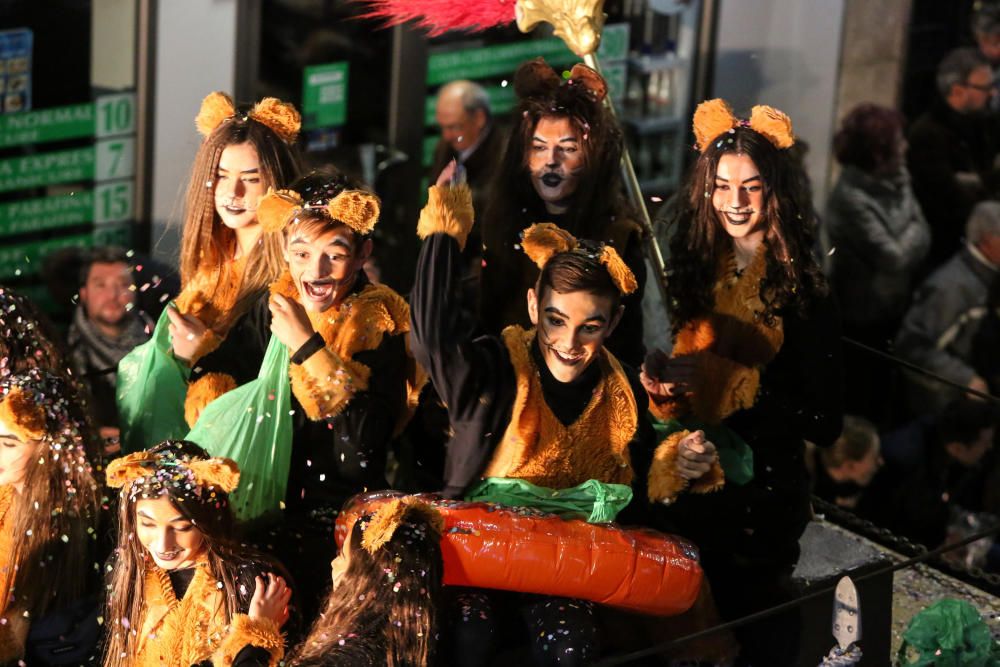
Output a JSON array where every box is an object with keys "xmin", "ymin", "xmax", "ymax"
[
  {"xmin": 897, "ymin": 599, "xmax": 1000, "ymax": 666},
  {"xmin": 116, "ymin": 305, "xmax": 190, "ymax": 453},
  {"xmin": 650, "ymin": 417, "xmax": 755, "ymax": 485},
  {"xmin": 466, "ymin": 477, "xmax": 634, "ymax": 523},
  {"xmin": 185, "ymin": 336, "xmax": 293, "ymax": 522}
]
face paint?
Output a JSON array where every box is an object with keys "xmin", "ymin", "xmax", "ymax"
[
  {"xmin": 214, "ymin": 142, "xmax": 264, "ymax": 231},
  {"xmin": 284, "ymin": 224, "xmax": 369, "ymax": 312},
  {"xmin": 528, "ymin": 117, "xmax": 585, "ymax": 213},
  {"xmin": 712, "ymin": 152, "xmax": 765, "ymax": 240},
  {"xmin": 528, "ymin": 286, "xmax": 619, "ymax": 383}
]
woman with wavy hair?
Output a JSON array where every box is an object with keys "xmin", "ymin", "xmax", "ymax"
[
  {"xmin": 0, "ymin": 369, "xmax": 101, "ymax": 663},
  {"xmin": 289, "ymin": 499, "xmax": 443, "ymax": 666},
  {"xmin": 642, "ymin": 99, "xmax": 844, "ymax": 663},
  {"xmin": 103, "ymin": 440, "xmax": 293, "ymax": 667}
]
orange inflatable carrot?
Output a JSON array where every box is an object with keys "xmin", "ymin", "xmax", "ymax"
[{"xmin": 336, "ymin": 491, "xmax": 703, "ymax": 617}]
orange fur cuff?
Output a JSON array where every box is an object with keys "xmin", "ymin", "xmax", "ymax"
[
  {"xmin": 212, "ymin": 614, "xmax": 284, "ymax": 667},
  {"xmin": 647, "ymin": 395, "xmax": 686, "ymax": 422},
  {"xmin": 0, "ymin": 388, "xmax": 46, "ymax": 442},
  {"xmin": 417, "ymin": 184, "xmax": 474, "ymax": 250},
  {"xmin": 185, "ymin": 372, "xmax": 238, "ymax": 427},
  {"xmin": 648, "ymin": 430, "xmax": 690, "ymax": 503},
  {"xmin": 291, "ymin": 348, "xmax": 371, "ymax": 420},
  {"xmin": 186, "ymin": 329, "xmax": 223, "ymax": 366}
]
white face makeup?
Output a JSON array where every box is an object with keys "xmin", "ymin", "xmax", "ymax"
[
  {"xmin": 712, "ymin": 152, "xmax": 765, "ymax": 240},
  {"xmin": 528, "ymin": 117, "xmax": 585, "ymax": 213},
  {"xmin": 135, "ymin": 496, "xmax": 206, "ymax": 571},
  {"xmin": 0, "ymin": 417, "xmax": 38, "ymax": 490},
  {"xmin": 284, "ymin": 224, "xmax": 372, "ymax": 313},
  {"xmin": 214, "ymin": 142, "xmax": 264, "ymax": 231},
  {"xmin": 527, "ymin": 287, "xmax": 621, "ymax": 384}
]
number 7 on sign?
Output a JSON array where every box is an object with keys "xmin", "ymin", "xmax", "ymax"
[{"xmin": 95, "ymin": 137, "xmax": 135, "ymax": 182}]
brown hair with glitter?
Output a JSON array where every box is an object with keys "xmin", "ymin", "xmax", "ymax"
[
  {"xmin": 103, "ymin": 440, "xmax": 285, "ymax": 667},
  {"xmin": 290, "ymin": 503, "xmax": 443, "ymax": 667},
  {"xmin": 0, "ymin": 370, "xmax": 100, "ymax": 627},
  {"xmin": 179, "ymin": 95, "xmax": 301, "ymax": 330}
]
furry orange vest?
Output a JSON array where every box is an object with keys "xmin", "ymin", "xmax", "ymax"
[
  {"xmin": 133, "ymin": 557, "xmax": 283, "ymax": 667},
  {"xmin": 483, "ymin": 326, "xmax": 638, "ymax": 489}
]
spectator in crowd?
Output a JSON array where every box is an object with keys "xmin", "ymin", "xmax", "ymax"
[
  {"xmin": 895, "ymin": 201, "xmax": 1000, "ymax": 414},
  {"xmin": 826, "ymin": 103, "xmax": 930, "ymax": 423},
  {"xmin": 430, "ymin": 80, "xmax": 504, "ymax": 222},
  {"xmin": 973, "ymin": 0, "xmax": 1000, "ymax": 99},
  {"xmin": 860, "ymin": 398, "xmax": 997, "ymax": 549},
  {"xmin": 807, "ymin": 415, "xmax": 882, "ymax": 510},
  {"xmin": 66, "ymin": 247, "xmax": 152, "ymax": 442},
  {"xmin": 479, "ymin": 59, "xmax": 647, "ymax": 368},
  {"xmin": 908, "ymin": 47, "xmax": 1000, "ymax": 270}
]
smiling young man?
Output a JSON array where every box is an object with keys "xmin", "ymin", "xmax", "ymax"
[
  {"xmin": 254, "ymin": 170, "xmax": 421, "ymax": 618},
  {"xmin": 478, "ymin": 59, "xmax": 647, "ymax": 369}
]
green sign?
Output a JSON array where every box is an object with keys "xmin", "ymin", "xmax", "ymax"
[
  {"xmin": 0, "ymin": 181, "xmax": 135, "ymax": 237},
  {"xmin": 426, "ymin": 24, "xmax": 629, "ymax": 86},
  {"xmin": 0, "ymin": 223, "xmax": 131, "ymax": 280},
  {"xmin": 0, "ymin": 136, "xmax": 134, "ymax": 193},
  {"xmin": 0, "ymin": 92, "xmax": 135, "ymax": 148},
  {"xmin": 303, "ymin": 62, "xmax": 349, "ymax": 129},
  {"xmin": 422, "ymin": 135, "xmax": 439, "ymax": 168}
]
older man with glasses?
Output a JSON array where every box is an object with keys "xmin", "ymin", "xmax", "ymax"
[{"xmin": 908, "ymin": 47, "xmax": 1000, "ymax": 270}]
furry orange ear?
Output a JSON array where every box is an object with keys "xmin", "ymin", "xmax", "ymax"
[
  {"xmin": 195, "ymin": 91, "xmax": 237, "ymax": 138},
  {"xmin": 514, "ymin": 58, "xmax": 563, "ymax": 100},
  {"xmin": 568, "ymin": 63, "xmax": 607, "ymax": 103},
  {"xmin": 693, "ymin": 98, "xmax": 738, "ymax": 153},
  {"xmin": 599, "ymin": 246, "xmax": 638, "ymax": 295},
  {"xmin": 749, "ymin": 105, "xmax": 795, "ymax": 149},
  {"xmin": 361, "ymin": 497, "xmax": 444, "ymax": 554},
  {"xmin": 257, "ymin": 188, "xmax": 304, "ymax": 234},
  {"xmin": 0, "ymin": 387, "xmax": 47, "ymax": 442},
  {"xmin": 521, "ymin": 222, "xmax": 579, "ymax": 269},
  {"xmin": 250, "ymin": 97, "xmax": 302, "ymax": 145},
  {"xmin": 187, "ymin": 457, "xmax": 241, "ymax": 493},
  {"xmin": 327, "ymin": 190, "xmax": 381, "ymax": 236},
  {"xmin": 105, "ymin": 451, "xmax": 157, "ymax": 489}
]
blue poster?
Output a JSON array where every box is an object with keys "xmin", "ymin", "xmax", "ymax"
[{"xmin": 0, "ymin": 29, "xmax": 33, "ymax": 114}]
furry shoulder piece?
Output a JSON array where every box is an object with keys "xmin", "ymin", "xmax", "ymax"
[
  {"xmin": 270, "ymin": 272, "xmax": 416, "ymax": 421},
  {"xmin": 417, "ymin": 183, "xmax": 475, "ymax": 251},
  {"xmin": 484, "ymin": 326, "xmax": 638, "ymax": 489},
  {"xmin": 212, "ymin": 614, "xmax": 285, "ymax": 667},
  {"xmin": 175, "ymin": 256, "xmax": 249, "ymax": 343},
  {"xmin": 185, "ymin": 372, "xmax": 238, "ymax": 428}
]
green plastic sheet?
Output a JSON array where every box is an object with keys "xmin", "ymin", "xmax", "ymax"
[
  {"xmin": 466, "ymin": 477, "xmax": 634, "ymax": 523},
  {"xmin": 116, "ymin": 305, "xmax": 190, "ymax": 453},
  {"xmin": 898, "ymin": 599, "xmax": 1000, "ymax": 666},
  {"xmin": 650, "ymin": 417, "xmax": 755, "ymax": 485},
  {"xmin": 185, "ymin": 336, "xmax": 294, "ymax": 522}
]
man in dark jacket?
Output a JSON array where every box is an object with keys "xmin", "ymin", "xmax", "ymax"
[{"xmin": 908, "ymin": 47, "xmax": 1000, "ymax": 270}]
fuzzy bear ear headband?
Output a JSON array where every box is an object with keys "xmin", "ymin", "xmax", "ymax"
[
  {"xmin": 514, "ymin": 58, "xmax": 608, "ymax": 104},
  {"xmin": 359, "ymin": 497, "xmax": 444, "ymax": 555},
  {"xmin": 521, "ymin": 222, "xmax": 638, "ymax": 295},
  {"xmin": 693, "ymin": 98, "xmax": 794, "ymax": 153},
  {"xmin": 256, "ymin": 187, "xmax": 381, "ymax": 236},
  {"xmin": 195, "ymin": 91, "xmax": 301, "ymax": 144},
  {"xmin": 106, "ymin": 446, "xmax": 241, "ymax": 500}
]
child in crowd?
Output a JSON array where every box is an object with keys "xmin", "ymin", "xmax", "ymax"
[
  {"xmin": 103, "ymin": 440, "xmax": 292, "ymax": 667},
  {"xmin": 0, "ymin": 369, "xmax": 101, "ymax": 663},
  {"xmin": 289, "ymin": 498, "xmax": 444, "ymax": 666}
]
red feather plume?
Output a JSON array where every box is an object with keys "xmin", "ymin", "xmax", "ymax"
[{"xmin": 355, "ymin": 0, "xmax": 517, "ymax": 36}]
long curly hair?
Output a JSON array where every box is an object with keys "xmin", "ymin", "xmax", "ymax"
[
  {"xmin": 290, "ymin": 507, "xmax": 443, "ymax": 667},
  {"xmin": 0, "ymin": 370, "xmax": 100, "ymax": 623},
  {"xmin": 666, "ymin": 126, "xmax": 826, "ymax": 329},
  {"xmin": 103, "ymin": 440, "xmax": 283, "ymax": 667},
  {"xmin": 481, "ymin": 60, "xmax": 630, "ymax": 259},
  {"xmin": 179, "ymin": 109, "xmax": 300, "ymax": 328}
]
